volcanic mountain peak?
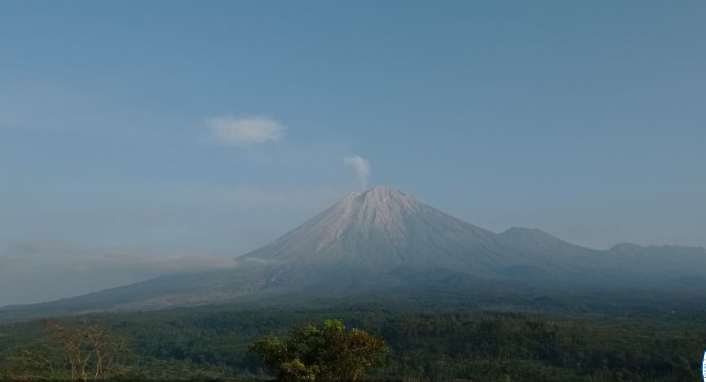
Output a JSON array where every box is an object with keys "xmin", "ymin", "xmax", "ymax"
[
  {"xmin": 244, "ymin": 186, "xmax": 430, "ymax": 263},
  {"xmin": 330, "ymin": 186, "xmax": 423, "ymax": 223},
  {"xmin": 358, "ymin": 186, "xmax": 423, "ymax": 211},
  {"xmin": 242, "ymin": 185, "xmax": 511, "ymax": 272},
  {"xmin": 4, "ymin": 186, "xmax": 706, "ymax": 319},
  {"xmin": 349, "ymin": 186, "xmax": 424, "ymax": 231}
]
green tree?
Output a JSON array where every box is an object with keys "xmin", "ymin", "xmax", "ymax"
[{"xmin": 249, "ymin": 319, "xmax": 387, "ymax": 381}]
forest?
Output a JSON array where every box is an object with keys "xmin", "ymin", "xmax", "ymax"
[{"xmin": 0, "ymin": 293, "xmax": 704, "ymax": 381}]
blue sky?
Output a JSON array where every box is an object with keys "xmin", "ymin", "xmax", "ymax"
[{"xmin": 0, "ymin": 1, "xmax": 704, "ymax": 304}]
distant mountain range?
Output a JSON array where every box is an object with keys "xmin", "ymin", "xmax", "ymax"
[{"xmin": 2, "ymin": 186, "xmax": 705, "ymax": 318}]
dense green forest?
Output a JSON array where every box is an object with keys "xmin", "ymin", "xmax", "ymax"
[{"xmin": 1, "ymin": 296, "xmax": 704, "ymax": 381}]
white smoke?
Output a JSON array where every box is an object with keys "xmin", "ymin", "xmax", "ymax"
[{"xmin": 344, "ymin": 155, "xmax": 371, "ymax": 190}]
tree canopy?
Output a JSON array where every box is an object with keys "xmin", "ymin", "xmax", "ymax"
[{"xmin": 249, "ymin": 319, "xmax": 387, "ymax": 381}]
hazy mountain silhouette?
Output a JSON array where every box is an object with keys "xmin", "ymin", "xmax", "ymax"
[{"xmin": 2, "ymin": 186, "xmax": 705, "ymax": 317}]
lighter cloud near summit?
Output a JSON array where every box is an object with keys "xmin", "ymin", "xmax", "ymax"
[{"xmin": 207, "ymin": 115, "xmax": 286, "ymax": 146}]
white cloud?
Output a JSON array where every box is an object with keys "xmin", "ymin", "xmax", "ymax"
[
  {"xmin": 344, "ymin": 155, "xmax": 371, "ymax": 190},
  {"xmin": 207, "ymin": 116, "xmax": 286, "ymax": 146}
]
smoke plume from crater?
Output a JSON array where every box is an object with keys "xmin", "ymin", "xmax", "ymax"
[{"xmin": 344, "ymin": 155, "xmax": 370, "ymax": 190}]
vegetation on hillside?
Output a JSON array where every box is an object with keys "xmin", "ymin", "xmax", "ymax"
[{"xmin": 0, "ymin": 300, "xmax": 703, "ymax": 381}]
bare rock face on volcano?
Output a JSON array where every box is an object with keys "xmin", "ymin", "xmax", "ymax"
[{"xmin": 243, "ymin": 187, "xmax": 511, "ymax": 273}]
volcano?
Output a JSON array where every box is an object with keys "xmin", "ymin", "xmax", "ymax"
[
  {"xmin": 2, "ymin": 186, "xmax": 706, "ymax": 316},
  {"xmin": 244, "ymin": 187, "xmax": 510, "ymax": 272}
]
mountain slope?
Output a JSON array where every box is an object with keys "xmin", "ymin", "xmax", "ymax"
[
  {"xmin": 243, "ymin": 187, "xmax": 510, "ymax": 272},
  {"xmin": 2, "ymin": 186, "xmax": 705, "ymax": 318}
]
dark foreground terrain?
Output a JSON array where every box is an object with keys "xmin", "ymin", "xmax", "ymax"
[{"xmin": 1, "ymin": 292, "xmax": 704, "ymax": 381}]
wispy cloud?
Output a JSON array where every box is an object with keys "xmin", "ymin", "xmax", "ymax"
[
  {"xmin": 206, "ymin": 116, "xmax": 286, "ymax": 146},
  {"xmin": 0, "ymin": 241, "xmax": 239, "ymax": 307},
  {"xmin": 344, "ymin": 155, "xmax": 371, "ymax": 190}
]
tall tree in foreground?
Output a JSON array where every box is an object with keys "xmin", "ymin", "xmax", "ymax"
[
  {"xmin": 45, "ymin": 320, "xmax": 130, "ymax": 381},
  {"xmin": 249, "ymin": 319, "xmax": 387, "ymax": 382}
]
